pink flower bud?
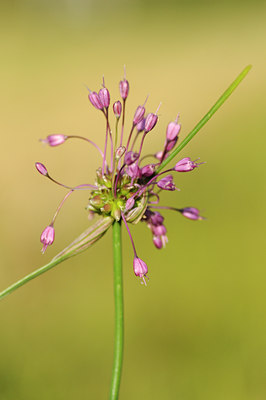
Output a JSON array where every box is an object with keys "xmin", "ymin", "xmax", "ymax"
[
  {"xmin": 88, "ymin": 91, "xmax": 104, "ymax": 110},
  {"xmin": 141, "ymin": 164, "xmax": 155, "ymax": 177},
  {"xmin": 136, "ymin": 118, "xmax": 145, "ymax": 132},
  {"xmin": 153, "ymin": 236, "xmax": 162, "ymax": 249},
  {"xmin": 40, "ymin": 225, "xmax": 55, "ymax": 253},
  {"xmin": 119, "ymin": 79, "xmax": 129, "ymax": 99},
  {"xmin": 180, "ymin": 207, "xmax": 203, "ymax": 220},
  {"xmin": 133, "ymin": 257, "xmax": 148, "ymax": 284},
  {"xmin": 35, "ymin": 162, "xmax": 48, "ymax": 176},
  {"xmin": 157, "ymin": 175, "xmax": 176, "ymax": 191},
  {"xmin": 126, "ymin": 163, "xmax": 140, "ymax": 179},
  {"xmin": 125, "ymin": 197, "xmax": 135, "ymax": 211},
  {"xmin": 41, "ymin": 134, "xmax": 67, "ymax": 147},
  {"xmin": 133, "ymin": 106, "xmax": 145, "ymax": 125},
  {"xmin": 98, "ymin": 87, "xmax": 110, "ymax": 108},
  {"xmin": 145, "ymin": 113, "xmax": 158, "ymax": 133},
  {"xmin": 166, "ymin": 121, "xmax": 181, "ymax": 141},
  {"xmin": 150, "ymin": 211, "xmax": 164, "ymax": 226},
  {"xmin": 124, "ymin": 151, "xmax": 139, "ymax": 165},
  {"xmin": 115, "ymin": 146, "xmax": 126, "ymax": 160},
  {"xmin": 166, "ymin": 137, "xmax": 178, "ymax": 152},
  {"xmin": 152, "ymin": 224, "xmax": 167, "ymax": 236},
  {"xmin": 174, "ymin": 157, "xmax": 199, "ymax": 172},
  {"xmin": 113, "ymin": 101, "xmax": 122, "ymax": 118}
]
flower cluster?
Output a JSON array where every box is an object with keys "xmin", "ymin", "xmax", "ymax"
[{"xmin": 36, "ymin": 71, "xmax": 204, "ymax": 285}]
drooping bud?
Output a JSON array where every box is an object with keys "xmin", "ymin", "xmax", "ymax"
[
  {"xmin": 180, "ymin": 207, "xmax": 203, "ymax": 220},
  {"xmin": 113, "ymin": 101, "xmax": 122, "ymax": 118},
  {"xmin": 126, "ymin": 163, "xmax": 140, "ymax": 179},
  {"xmin": 145, "ymin": 113, "xmax": 158, "ymax": 133},
  {"xmin": 157, "ymin": 175, "xmax": 176, "ymax": 191},
  {"xmin": 150, "ymin": 211, "xmax": 164, "ymax": 226},
  {"xmin": 152, "ymin": 224, "xmax": 167, "ymax": 236},
  {"xmin": 119, "ymin": 79, "xmax": 129, "ymax": 100},
  {"xmin": 41, "ymin": 134, "xmax": 67, "ymax": 147},
  {"xmin": 115, "ymin": 146, "xmax": 126, "ymax": 160},
  {"xmin": 166, "ymin": 120, "xmax": 181, "ymax": 141},
  {"xmin": 40, "ymin": 224, "xmax": 55, "ymax": 253},
  {"xmin": 133, "ymin": 257, "xmax": 148, "ymax": 285},
  {"xmin": 141, "ymin": 164, "xmax": 156, "ymax": 177},
  {"xmin": 88, "ymin": 91, "xmax": 104, "ymax": 110},
  {"xmin": 153, "ymin": 236, "xmax": 162, "ymax": 249},
  {"xmin": 174, "ymin": 157, "xmax": 200, "ymax": 172},
  {"xmin": 133, "ymin": 106, "xmax": 145, "ymax": 125},
  {"xmin": 35, "ymin": 162, "xmax": 48, "ymax": 176},
  {"xmin": 124, "ymin": 151, "xmax": 139, "ymax": 165},
  {"xmin": 136, "ymin": 118, "xmax": 146, "ymax": 133}
]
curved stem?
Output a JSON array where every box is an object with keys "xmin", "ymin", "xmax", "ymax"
[
  {"xmin": 109, "ymin": 221, "xmax": 124, "ymax": 400},
  {"xmin": 156, "ymin": 65, "xmax": 252, "ymax": 173}
]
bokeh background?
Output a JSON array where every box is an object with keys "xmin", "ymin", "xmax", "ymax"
[{"xmin": 0, "ymin": 0, "xmax": 265, "ymax": 399}]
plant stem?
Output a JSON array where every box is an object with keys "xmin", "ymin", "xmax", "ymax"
[
  {"xmin": 0, "ymin": 253, "xmax": 70, "ymax": 300},
  {"xmin": 156, "ymin": 65, "xmax": 252, "ymax": 173},
  {"xmin": 109, "ymin": 220, "xmax": 124, "ymax": 400}
]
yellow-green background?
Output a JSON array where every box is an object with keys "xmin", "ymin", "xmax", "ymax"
[{"xmin": 0, "ymin": 1, "xmax": 265, "ymax": 399}]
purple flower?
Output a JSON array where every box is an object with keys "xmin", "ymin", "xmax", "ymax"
[
  {"xmin": 40, "ymin": 225, "xmax": 55, "ymax": 253},
  {"xmin": 174, "ymin": 157, "xmax": 201, "ymax": 172},
  {"xmin": 180, "ymin": 207, "xmax": 203, "ymax": 220},
  {"xmin": 41, "ymin": 134, "xmax": 67, "ymax": 147},
  {"xmin": 37, "ymin": 69, "xmax": 204, "ymax": 284},
  {"xmin": 35, "ymin": 162, "xmax": 48, "ymax": 176},
  {"xmin": 113, "ymin": 101, "xmax": 122, "ymax": 118},
  {"xmin": 133, "ymin": 257, "xmax": 148, "ymax": 285},
  {"xmin": 157, "ymin": 175, "xmax": 176, "ymax": 191},
  {"xmin": 98, "ymin": 87, "xmax": 110, "ymax": 108},
  {"xmin": 88, "ymin": 91, "xmax": 104, "ymax": 110}
]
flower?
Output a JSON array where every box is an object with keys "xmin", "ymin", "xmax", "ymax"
[{"xmin": 37, "ymin": 70, "xmax": 204, "ymax": 284}]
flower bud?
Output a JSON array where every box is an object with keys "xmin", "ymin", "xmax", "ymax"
[
  {"xmin": 133, "ymin": 257, "xmax": 148, "ymax": 284},
  {"xmin": 166, "ymin": 121, "xmax": 181, "ymax": 141},
  {"xmin": 150, "ymin": 211, "xmax": 164, "ymax": 226},
  {"xmin": 126, "ymin": 163, "xmax": 140, "ymax": 179},
  {"xmin": 88, "ymin": 91, "xmax": 104, "ymax": 110},
  {"xmin": 174, "ymin": 157, "xmax": 199, "ymax": 172},
  {"xmin": 153, "ymin": 236, "xmax": 162, "ymax": 249},
  {"xmin": 133, "ymin": 106, "xmax": 145, "ymax": 125},
  {"xmin": 40, "ymin": 225, "xmax": 55, "ymax": 253},
  {"xmin": 180, "ymin": 207, "xmax": 203, "ymax": 220},
  {"xmin": 152, "ymin": 224, "xmax": 167, "ymax": 236},
  {"xmin": 124, "ymin": 151, "xmax": 139, "ymax": 165},
  {"xmin": 98, "ymin": 87, "xmax": 110, "ymax": 108},
  {"xmin": 157, "ymin": 175, "xmax": 176, "ymax": 191},
  {"xmin": 136, "ymin": 118, "xmax": 146, "ymax": 133},
  {"xmin": 41, "ymin": 134, "xmax": 67, "ymax": 147},
  {"xmin": 166, "ymin": 137, "xmax": 178, "ymax": 152},
  {"xmin": 115, "ymin": 146, "xmax": 126, "ymax": 160},
  {"xmin": 119, "ymin": 79, "xmax": 129, "ymax": 100},
  {"xmin": 141, "ymin": 164, "xmax": 156, "ymax": 177},
  {"xmin": 145, "ymin": 113, "xmax": 158, "ymax": 133},
  {"xmin": 35, "ymin": 162, "xmax": 48, "ymax": 176},
  {"xmin": 113, "ymin": 101, "xmax": 122, "ymax": 118},
  {"xmin": 155, "ymin": 150, "xmax": 169, "ymax": 162},
  {"xmin": 125, "ymin": 197, "xmax": 135, "ymax": 211}
]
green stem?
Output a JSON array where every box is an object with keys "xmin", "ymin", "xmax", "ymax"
[
  {"xmin": 156, "ymin": 65, "xmax": 252, "ymax": 173},
  {"xmin": 0, "ymin": 253, "xmax": 70, "ymax": 300},
  {"xmin": 109, "ymin": 221, "xmax": 124, "ymax": 400}
]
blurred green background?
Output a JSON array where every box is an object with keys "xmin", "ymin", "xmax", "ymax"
[{"xmin": 0, "ymin": 0, "xmax": 265, "ymax": 399}]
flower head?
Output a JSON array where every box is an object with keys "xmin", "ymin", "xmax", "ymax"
[{"xmin": 36, "ymin": 69, "xmax": 204, "ymax": 284}]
